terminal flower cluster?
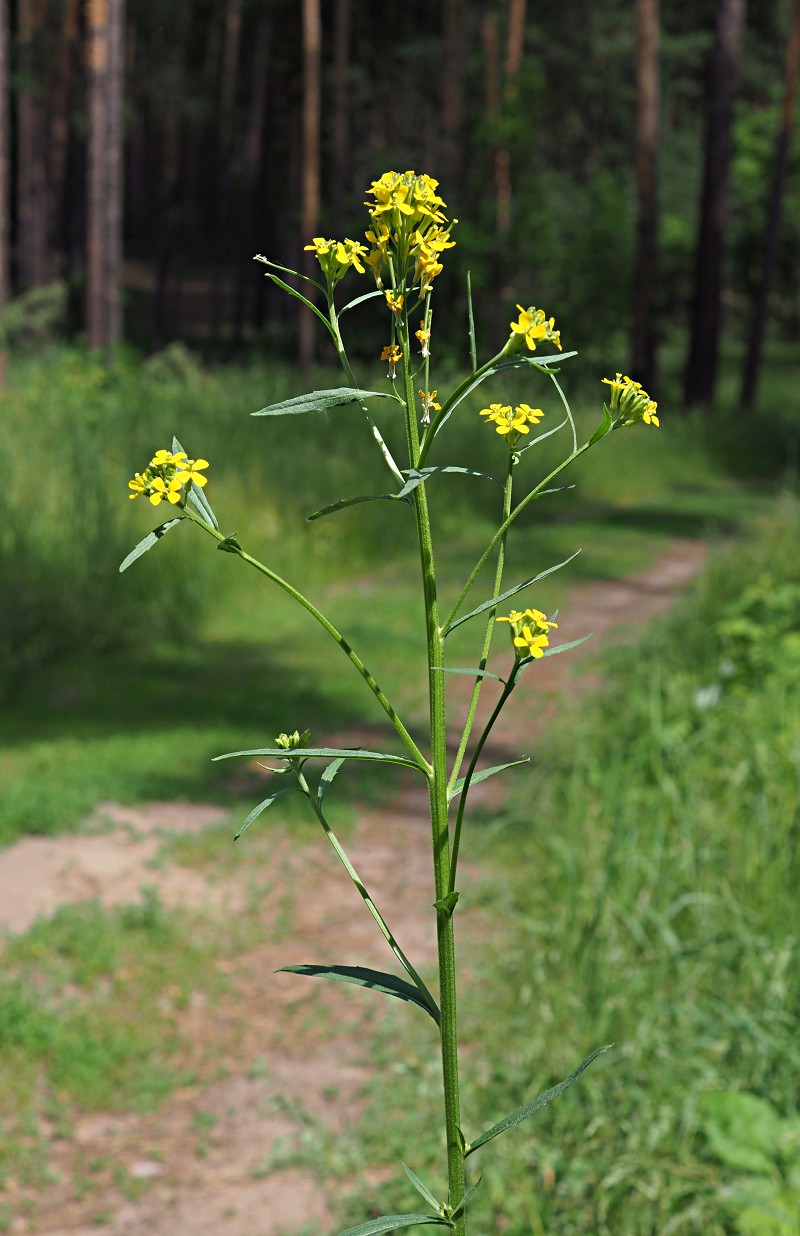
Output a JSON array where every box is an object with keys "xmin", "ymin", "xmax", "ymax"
[
  {"xmin": 303, "ymin": 237, "xmax": 369, "ymax": 288},
  {"xmin": 496, "ymin": 607, "xmax": 559, "ymax": 659},
  {"xmin": 507, "ymin": 305, "xmax": 562, "ymax": 354},
  {"xmin": 601, "ymin": 373, "xmax": 660, "ymax": 427},
  {"xmin": 127, "ymin": 449, "xmax": 209, "ymax": 507},
  {"xmin": 480, "ymin": 402, "xmax": 544, "ymax": 447}
]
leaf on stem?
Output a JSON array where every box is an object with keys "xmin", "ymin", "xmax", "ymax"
[
  {"xmin": 448, "ymin": 759, "xmax": 530, "ymax": 804},
  {"xmin": 307, "ymin": 491, "xmax": 410, "ymax": 522},
  {"xmin": 262, "ymin": 272, "xmax": 339, "ymax": 339},
  {"xmin": 466, "ymin": 270, "xmax": 478, "ymax": 372},
  {"xmin": 335, "ymin": 1215, "xmax": 450, "ymax": 1236},
  {"xmin": 464, "ymin": 1043, "xmax": 614, "ymax": 1158},
  {"xmin": 433, "ymin": 667, "xmax": 506, "ymax": 683},
  {"xmin": 403, "ymin": 1164, "xmax": 442, "ymax": 1211},
  {"xmin": 338, "ymin": 288, "xmax": 386, "ymax": 315},
  {"xmin": 450, "ymin": 1175, "xmax": 483, "ymax": 1221},
  {"xmin": 317, "ymin": 757, "xmax": 345, "ymax": 808},
  {"xmin": 589, "ymin": 403, "xmax": 614, "ymax": 445},
  {"xmin": 119, "ymin": 517, "xmax": 182, "ymax": 573},
  {"xmin": 173, "ymin": 435, "xmax": 219, "ymax": 529},
  {"xmin": 253, "ymin": 388, "xmax": 391, "ymax": 417},
  {"xmin": 278, "ymin": 965, "xmax": 440, "ymax": 1022},
  {"xmin": 515, "ymin": 416, "xmax": 569, "ymax": 454},
  {"xmin": 444, "ymin": 552, "xmax": 581, "ymax": 635},
  {"xmin": 254, "ymin": 253, "xmax": 325, "ymax": 293},
  {"xmin": 397, "ymin": 466, "xmax": 501, "ymax": 497},
  {"xmin": 233, "ymin": 786, "xmax": 296, "ymax": 840},
  {"xmin": 213, "ymin": 746, "xmax": 425, "ymax": 773}
]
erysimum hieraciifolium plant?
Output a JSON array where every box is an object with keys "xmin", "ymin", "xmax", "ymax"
[{"xmin": 121, "ymin": 170, "xmax": 661, "ymax": 1235}]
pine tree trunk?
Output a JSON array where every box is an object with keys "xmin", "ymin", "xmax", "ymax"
[
  {"xmin": 299, "ymin": 0, "xmax": 321, "ymax": 369},
  {"xmin": 331, "ymin": 0, "xmax": 350, "ymax": 221},
  {"xmin": 441, "ymin": 0, "xmax": 467, "ymax": 199},
  {"xmin": 0, "ymin": 0, "xmax": 10, "ymax": 388},
  {"xmin": 631, "ymin": 0, "xmax": 660, "ymax": 389},
  {"xmin": 739, "ymin": 0, "xmax": 800, "ymax": 410},
  {"xmin": 49, "ymin": 0, "xmax": 80, "ymax": 271},
  {"xmin": 17, "ymin": 0, "xmax": 50, "ymax": 289},
  {"xmin": 86, "ymin": 0, "xmax": 125, "ymax": 351},
  {"xmin": 683, "ymin": 0, "xmax": 747, "ymax": 407}
]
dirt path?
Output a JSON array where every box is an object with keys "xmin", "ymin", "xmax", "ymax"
[{"xmin": 0, "ymin": 538, "xmax": 707, "ymax": 1236}]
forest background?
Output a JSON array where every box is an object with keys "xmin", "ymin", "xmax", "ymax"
[{"xmin": 1, "ymin": 2, "xmax": 800, "ymax": 1232}]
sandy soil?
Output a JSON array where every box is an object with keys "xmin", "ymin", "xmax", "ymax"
[{"xmin": 0, "ymin": 539, "xmax": 707, "ymax": 1236}]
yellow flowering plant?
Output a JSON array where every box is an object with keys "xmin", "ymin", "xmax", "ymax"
[{"xmin": 121, "ymin": 170, "xmax": 661, "ymax": 1235}]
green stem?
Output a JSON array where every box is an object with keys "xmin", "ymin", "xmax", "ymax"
[
  {"xmin": 329, "ymin": 302, "xmax": 405, "ymax": 484},
  {"xmin": 182, "ymin": 506, "xmax": 429, "ymax": 775},
  {"xmin": 447, "ymin": 453, "xmax": 514, "ymax": 796},
  {"xmin": 400, "ymin": 317, "xmax": 466, "ymax": 1230},
  {"xmin": 443, "ymin": 440, "xmax": 592, "ymax": 633},
  {"xmin": 294, "ymin": 765, "xmax": 440, "ymax": 1022}
]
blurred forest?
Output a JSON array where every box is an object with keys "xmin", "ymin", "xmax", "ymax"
[{"xmin": 0, "ymin": 0, "xmax": 799, "ymax": 406}]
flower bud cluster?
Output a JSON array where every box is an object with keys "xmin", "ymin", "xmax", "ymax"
[
  {"xmin": 601, "ymin": 373, "xmax": 660, "ymax": 427},
  {"xmin": 128, "ymin": 449, "xmax": 209, "ymax": 507},
  {"xmin": 275, "ymin": 729, "xmax": 313, "ymax": 751},
  {"xmin": 505, "ymin": 305, "xmax": 562, "ymax": 355}
]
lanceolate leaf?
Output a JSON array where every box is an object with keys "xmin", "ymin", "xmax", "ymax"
[
  {"xmin": 253, "ymin": 388, "xmax": 391, "ymax": 417},
  {"xmin": 213, "ymin": 746, "xmax": 424, "ymax": 773},
  {"xmin": 403, "ymin": 1164, "xmax": 441, "ymax": 1211},
  {"xmin": 338, "ymin": 288, "xmax": 386, "ymax": 315},
  {"xmin": 589, "ymin": 403, "xmax": 614, "ymax": 445},
  {"xmin": 336, "ymin": 1215, "xmax": 449, "ymax": 1236},
  {"xmin": 448, "ymin": 759, "xmax": 530, "ymax": 804},
  {"xmin": 317, "ymin": 757, "xmax": 345, "ymax": 808},
  {"xmin": 307, "ymin": 491, "xmax": 408, "ymax": 522},
  {"xmin": 234, "ymin": 786, "xmax": 296, "ymax": 840},
  {"xmin": 119, "ymin": 517, "xmax": 182, "ymax": 573},
  {"xmin": 517, "ymin": 416, "xmax": 569, "ymax": 453},
  {"xmin": 542, "ymin": 634, "xmax": 593, "ymax": 659},
  {"xmin": 445, "ymin": 552, "xmax": 581, "ymax": 635},
  {"xmin": 450, "ymin": 1175, "xmax": 483, "ymax": 1221},
  {"xmin": 397, "ymin": 466, "xmax": 500, "ymax": 497},
  {"xmin": 173, "ymin": 436, "xmax": 218, "ymax": 529},
  {"xmin": 278, "ymin": 965, "xmax": 439, "ymax": 1022},
  {"xmin": 307, "ymin": 466, "xmax": 499, "ymax": 522},
  {"xmin": 434, "ymin": 667, "xmax": 506, "ymax": 683},
  {"xmin": 464, "ymin": 1044, "xmax": 613, "ymax": 1158}
]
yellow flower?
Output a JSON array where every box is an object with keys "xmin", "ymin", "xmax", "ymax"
[
  {"xmin": 304, "ymin": 235, "xmax": 365, "ymax": 287},
  {"xmin": 508, "ymin": 305, "xmax": 562, "ymax": 353},
  {"xmin": 174, "ymin": 458, "xmax": 210, "ymax": 488},
  {"xmin": 364, "ymin": 248, "xmax": 385, "ymax": 287},
  {"xmin": 385, "ymin": 291, "xmax": 404, "ymax": 315},
  {"xmin": 415, "ymin": 321, "xmax": 431, "ymax": 356},
  {"xmin": 148, "ymin": 476, "xmax": 183, "ymax": 506},
  {"xmin": 381, "ymin": 343, "xmax": 402, "ymax": 378},
  {"xmin": 150, "ymin": 448, "xmax": 186, "ymax": 468},
  {"xmin": 601, "ymin": 374, "xmax": 660, "ymax": 428},
  {"xmin": 418, "ymin": 389, "xmax": 441, "ymax": 425},
  {"xmin": 479, "ymin": 402, "xmax": 544, "ymax": 447},
  {"xmin": 128, "ymin": 472, "xmax": 148, "ymax": 500},
  {"xmin": 496, "ymin": 607, "xmax": 559, "ymax": 660}
]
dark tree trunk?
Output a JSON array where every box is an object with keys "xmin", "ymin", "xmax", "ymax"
[
  {"xmin": 0, "ymin": 0, "xmax": 10, "ymax": 388},
  {"xmin": 631, "ymin": 0, "xmax": 660, "ymax": 390},
  {"xmin": 299, "ymin": 0, "xmax": 321, "ymax": 369},
  {"xmin": 739, "ymin": 0, "xmax": 800, "ymax": 411},
  {"xmin": 233, "ymin": 15, "xmax": 271, "ymax": 343},
  {"xmin": 17, "ymin": 0, "xmax": 50, "ymax": 289},
  {"xmin": 331, "ymin": 0, "xmax": 350, "ymax": 222},
  {"xmin": 441, "ymin": 0, "xmax": 467, "ymax": 199},
  {"xmin": 683, "ymin": 0, "xmax": 747, "ymax": 407},
  {"xmin": 49, "ymin": 0, "xmax": 80, "ymax": 271},
  {"xmin": 86, "ymin": 0, "xmax": 125, "ymax": 351}
]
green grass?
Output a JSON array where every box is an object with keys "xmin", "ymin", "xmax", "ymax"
[
  {"xmin": 262, "ymin": 499, "xmax": 800, "ymax": 1235},
  {"xmin": 0, "ymin": 889, "xmax": 237, "ymax": 1185}
]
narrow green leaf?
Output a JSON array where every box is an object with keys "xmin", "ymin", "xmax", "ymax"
[
  {"xmin": 338, "ymin": 288, "xmax": 385, "ymax": 315},
  {"xmin": 213, "ymin": 746, "xmax": 424, "ymax": 772},
  {"xmin": 445, "ymin": 552, "xmax": 580, "ymax": 635},
  {"xmin": 278, "ymin": 965, "xmax": 439, "ymax": 1021},
  {"xmin": 541, "ymin": 633, "xmax": 593, "ymax": 659},
  {"xmin": 589, "ymin": 403, "xmax": 614, "ymax": 445},
  {"xmin": 403, "ymin": 1164, "xmax": 441, "ymax": 1211},
  {"xmin": 433, "ymin": 667, "xmax": 506, "ymax": 683},
  {"xmin": 397, "ymin": 466, "xmax": 500, "ymax": 497},
  {"xmin": 448, "ymin": 759, "xmax": 530, "ymax": 803},
  {"xmin": 317, "ymin": 757, "xmax": 345, "ymax": 808},
  {"xmin": 253, "ymin": 388, "xmax": 390, "ymax": 417},
  {"xmin": 464, "ymin": 1044, "xmax": 613, "ymax": 1158},
  {"xmin": 234, "ymin": 786, "xmax": 296, "ymax": 840},
  {"xmin": 307, "ymin": 491, "xmax": 406, "ymax": 522},
  {"xmin": 173, "ymin": 436, "xmax": 219, "ymax": 529},
  {"xmin": 254, "ymin": 252, "xmax": 325, "ymax": 293},
  {"xmin": 119, "ymin": 517, "xmax": 182, "ymax": 572},
  {"xmin": 450, "ymin": 1176, "xmax": 483, "ymax": 1221},
  {"xmin": 336, "ymin": 1214, "xmax": 449, "ymax": 1236},
  {"xmin": 433, "ymin": 892, "xmax": 460, "ymax": 914},
  {"xmin": 466, "ymin": 270, "xmax": 477, "ymax": 371},
  {"xmin": 516, "ymin": 416, "xmax": 569, "ymax": 453},
  {"xmin": 262, "ymin": 272, "xmax": 338, "ymax": 339}
]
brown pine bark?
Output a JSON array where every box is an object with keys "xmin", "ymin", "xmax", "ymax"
[
  {"xmin": 299, "ymin": 0, "xmax": 321, "ymax": 369},
  {"xmin": 49, "ymin": 0, "xmax": 80, "ymax": 267},
  {"xmin": 683, "ymin": 0, "xmax": 747, "ymax": 407},
  {"xmin": 86, "ymin": 0, "xmax": 125, "ymax": 351},
  {"xmin": 630, "ymin": 0, "xmax": 660, "ymax": 389},
  {"xmin": 739, "ymin": 0, "xmax": 800, "ymax": 410},
  {"xmin": 331, "ymin": 0, "xmax": 351, "ymax": 221},
  {"xmin": 17, "ymin": 0, "xmax": 50, "ymax": 289},
  {"xmin": 496, "ymin": 0, "xmax": 527, "ymax": 235},
  {"xmin": 0, "ymin": 0, "xmax": 9, "ymax": 388},
  {"xmin": 441, "ymin": 0, "xmax": 467, "ymax": 197}
]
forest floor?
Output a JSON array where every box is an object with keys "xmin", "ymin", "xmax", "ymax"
[{"xmin": 0, "ymin": 538, "xmax": 708, "ymax": 1236}]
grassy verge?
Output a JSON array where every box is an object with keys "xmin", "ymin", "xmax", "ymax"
[{"xmin": 282, "ymin": 497, "xmax": 800, "ymax": 1235}]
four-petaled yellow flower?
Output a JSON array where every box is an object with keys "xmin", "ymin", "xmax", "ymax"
[
  {"xmin": 601, "ymin": 373, "xmax": 660, "ymax": 428},
  {"xmin": 381, "ymin": 344, "xmax": 402, "ymax": 378},
  {"xmin": 175, "ymin": 458, "xmax": 210, "ymax": 488},
  {"xmin": 385, "ymin": 291, "xmax": 404, "ymax": 316},
  {"xmin": 304, "ymin": 236, "xmax": 367, "ymax": 287},
  {"xmin": 508, "ymin": 305, "xmax": 562, "ymax": 354},
  {"xmin": 496, "ymin": 607, "xmax": 559, "ymax": 660},
  {"xmin": 148, "ymin": 476, "xmax": 183, "ymax": 506},
  {"xmin": 415, "ymin": 321, "xmax": 431, "ymax": 356},
  {"xmin": 479, "ymin": 402, "xmax": 545, "ymax": 448},
  {"xmin": 418, "ymin": 389, "xmax": 441, "ymax": 426}
]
